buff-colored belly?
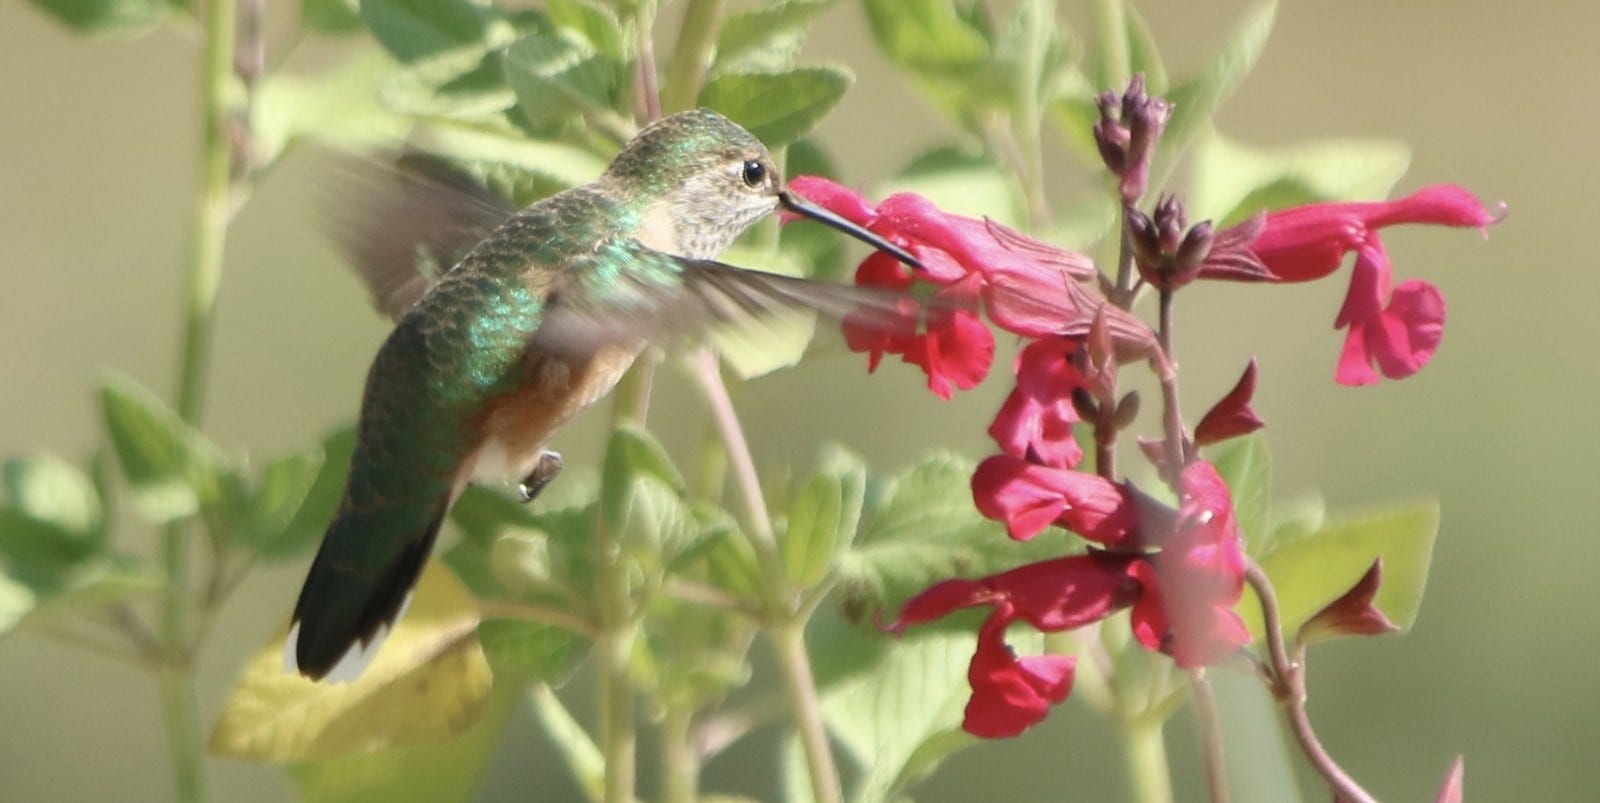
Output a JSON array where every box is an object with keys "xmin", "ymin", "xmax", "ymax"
[{"xmin": 467, "ymin": 344, "xmax": 641, "ymax": 483}]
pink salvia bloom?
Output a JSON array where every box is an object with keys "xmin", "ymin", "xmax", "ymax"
[
  {"xmin": 971, "ymin": 455, "xmax": 1137, "ymax": 544},
  {"xmin": 1129, "ymin": 461, "xmax": 1250, "ymax": 668},
  {"xmin": 1213, "ymin": 183, "xmax": 1500, "ymax": 386},
  {"xmin": 903, "ymin": 275, "xmax": 995, "ymax": 399},
  {"xmin": 883, "ymin": 554, "xmax": 1138, "ymax": 738},
  {"xmin": 989, "ymin": 339, "xmax": 1086, "ymax": 469}
]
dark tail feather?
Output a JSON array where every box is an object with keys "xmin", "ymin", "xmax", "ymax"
[{"xmin": 285, "ymin": 496, "xmax": 450, "ymax": 682}]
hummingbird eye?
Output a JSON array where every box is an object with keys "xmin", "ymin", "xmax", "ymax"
[{"xmin": 741, "ymin": 159, "xmax": 766, "ymax": 188}]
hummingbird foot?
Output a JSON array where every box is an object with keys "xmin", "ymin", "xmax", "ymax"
[{"xmin": 517, "ymin": 451, "xmax": 563, "ymax": 503}]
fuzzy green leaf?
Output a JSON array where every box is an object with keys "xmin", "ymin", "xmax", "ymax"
[
  {"xmin": 301, "ymin": 0, "xmax": 362, "ymax": 34},
  {"xmin": 253, "ymin": 51, "xmax": 411, "ymax": 166},
  {"xmin": 17, "ymin": 556, "xmax": 161, "ymax": 628},
  {"xmin": 99, "ymin": 376, "xmax": 217, "ymax": 523},
  {"xmin": 716, "ymin": 0, "xmax": 836, "ymax": 67},
  {"xmin": 876, "ymin": 147, "xmax": 1020, "ymax": 225},
  {"xmin": 475, "ymin": 619, "xmax": 587, "ymax": 681},
  {"xmin": 708, "ymin": 245, "xmax": 817, "ymax": 379},
  {"xmin": 2, "ymin": 454, "xmax": 105, "ymax": 562},
  {"xmin": 504, "ymin": 28, "xmax": 624, "ymax": 128},
  {"xmin": 1241, "ymin": 502, "xmax": 1439, "ymax": 638},
  {"xmin": 601, "ymin": 426, "xmax": 684, "ymax": 527},
  {"xmin": 288, "ymin": 680, "xmax": 516, "ymax": 803},
  {"xmin": 1161, "ymin": 1, "xmax": 1276, "ymax": 160},
  {"xmin": 862, "ymin": 0, "xmax": 987, "ymax": 74},
  {"xmin": 1190, "ymin": 132, "xmax": 1412, "ymax": 224},
  {"xmin": 257, "ymin": 426, "xmax": 356, "ymax": 560},
  {"xmin": 415, "ymin": 123, "xmax": 609, "ymax": 190},
  {"xmin": 360, "ymin": 0, "xmax": 522, "ymax": 63},
  {"xmin": 836, "ymin": 454, "xmax": 1058, "ymax": 620},
  {"xmin": 546, "ymin": 0, "xmax": 623, "ymax": 57},
  {"xmin": 23, "ymin": 0, "xmax": 167, "ymax": 36},
  {"xmin": 209, "ymin": 563, "xmax": 492, "ymax": 763},
  {"xmin": 698, "ymin": 66, "xmax": 852, "ymax": 149}
]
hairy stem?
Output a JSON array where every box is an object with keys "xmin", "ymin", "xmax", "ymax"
[
  {"xmin": 1119, "ymin": 717, "xmax": 1174, "ymax": 803},
  {"xmin": 770, "ymin": 622, "xmax": 842, "ymax": 803},
  {"xmin": 1154, "ymin": 288, "xmax": 1187, "ymax": 487},
  {"xmin": 1245, "ymin": 564, "xmax": 1378, "ymax": 803},
  {"xmin": 1188, "ymin": 670, "xmax": 1231, "ymax": 803},
  {"xmin": 661, "ymin": 0, "xmax": 726, "ymax": 114},
  {"xmin": 659, "ymin": 703, "xmax": 700, "ymax": 803}
]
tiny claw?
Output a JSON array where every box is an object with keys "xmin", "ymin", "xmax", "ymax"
[{"xmin": 517, "ymin": 451, "xmax": 563, "ymax": 503}]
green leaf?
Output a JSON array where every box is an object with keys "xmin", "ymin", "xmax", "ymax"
[
  {"xmin": 862, "ymin": 0, "xmax": 988, "ymax": 74},
  {"xmin": 2, "ymin": 454, "xmax": 105, "ymax": 561},
  {"xmin": 99, "ymin": 376, "xmax": 217, "ymax": 523},
  {"xmin": 504, "ymin": 28, "xmax": 624, "ymax": 129},
  {"xmin": 819, "ymin": 627, "xmax": 979, "ymax": 801},
  {"xmin": 0, "ymin": 573, "xmax": 36, "ymax": 638},
  {"xmin": 253, "ymin": 51, "xmax": 412, "ymax": 167},
  {"xmin": 708, "ymin": 245, "xmax": 817, "ymax": 379},
  {"xmin": 698, "ymin": 66, "xmax": 853, "ymax": 149},
  {"xmin": 1206, "ymin": 433, "xmax": 1270, "ymax": 553},
  {"xmin": 360, "ymin": 0, "xmax": 525, "ymax": 63},
  {"xmin": 600, "ymin": 426, "xmax": 683, "ymax": 526},
  {"xmin": 376, "ymin": 46, "xmax": 518, "ymax": 125},
  {"xmin": 475, "ymin": 619, "xmax": 587, "ymax": 681},
  {"xmin": 231, "ymin": 449, "xmax": 325, "ymax": 551},
  {"xmin": 258, "ymin": 426, "xmax": 357, "ymax": 560},
  {"xmin": 288, "ymin": 680, "xmax": 517, "ymax": 803},
  {"xmin": 779, "ymin": 455, "xmax": 865, "ymax": 589},
  {"xmin": 23, "ymin": 0, "xmax": 167, "ymax": 37},
  {"xmin": 1190, "ymin": 131, "xmax": 1412, "ymax": 224},
  {"xmin": 1160, "ymin": 1, "xmax": 1277, "ymax": 160},
  {"xmin": 451, "ymin": 485, "xmax": 538, "ymax": 547},
  {"xmin": 209, "ymin": 563, "xmax": 492, "ymax": 763},
  {"xmin": 16, "ymin": 556, "xmax": 160, "ymax": 626},
  {"xmin": 1240, "ymin": 501, "xmax": 1439, "ymax": 638},
  {"xmin": 0, "ymin": 509, "xmax": 85, "ymax": 578},
  {"xmin": 415, "ymin": 123, "xmax": 609, "ymax": 190},
  {"xmin": 716, "ymin": 0, "xmax": 836, "ymax": 70},
  {"xmin": 836, "ymin": 454, "xmax": 1058, "ymax": 620},
  {"xmin": 546, "ymin": 0, "xmax": 623, "ymax": 57},
  {"xmin": 301, "ymin": 0, "xmax": 362, "ymax": 34}
]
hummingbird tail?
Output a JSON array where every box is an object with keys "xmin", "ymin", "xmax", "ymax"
[{"xmin": 284, "ymin": 496, "xmax": 450, "ymax": 682}]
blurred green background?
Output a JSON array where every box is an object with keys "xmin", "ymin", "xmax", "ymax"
[{"xmin": 1, "ymin": 1, "xmax": 1592, "ymax": 800}]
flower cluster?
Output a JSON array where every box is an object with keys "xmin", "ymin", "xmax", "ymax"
[{"xmin": 788, "ymin": 133, "xmax": 1497, "ymax": 738}]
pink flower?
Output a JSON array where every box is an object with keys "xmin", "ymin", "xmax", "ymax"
[
  {"xmin": 885, "ymin": 554, "xmax": 1139, "ymax": 737},
  {"xmin": 1128, "ymin": 461, "xmax": 1249, "ymax": 668},
  {"xmin": 971, "ymin": 454, "xmax": 1138, "ymax": 544},
  {"xmin": 1193, "ymin": 358, "xmax": 1265, "ymax": 447},
  {"xmin": 1212, "ymin": 184, "xmax": 1501, "ymax": 386},
  {"xmin": 989, "ymin": 339, "xmax": 1086, "ymax": 469}
]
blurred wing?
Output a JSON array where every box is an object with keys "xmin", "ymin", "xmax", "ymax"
[
  {"xmin": 324, "ymin": 152, "xmax": 515, "ymax": 321},
  {"xmin": 532, "ymin": 237, "xmax": 922, "ymax": 357}
]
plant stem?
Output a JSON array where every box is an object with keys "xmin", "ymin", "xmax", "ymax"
[
  {"xmin": 659, "ymin": 703, "xmax": 700, "ymax": 803},
  {"xmin": 1188, "ymin": 670, "xmax": 1231, "ymax": 803},
  {"xmin": 660, "ymin": 0, "xmax": 725, "ymax": 114},
  {"xmin": 1244, "ymin": 564, "xmax": 1378, "ymax": 803},
  {"xmin": 159, "ymin": 0, "xmax": 241, "ymax": 797},
  {"xmin": 1154, "ymin": 288, "xmax": 1186, "ymax": 487},
  {"xmin": 689, "ymin": 350, "xmax": 777, "ymax": 561},
  {"xmin": 1119, "ymin": 717, "xmax": 1174, "ymax": 803},
  {"xmin": 770, "ymin": 622, "xmax": 842, "ymax": 803}
]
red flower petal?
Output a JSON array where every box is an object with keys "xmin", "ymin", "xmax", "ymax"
[
  {"xmin": 1298, "ymin": 559, "xmax": 1399, "ymax": 643},
  {"xmin": 971, "ymin": 455, "xmax": 1136, "ymax": 544},
  {"xmin": 1194, "ymin": 358, "xmax": 1265, "ymax": 446},
  {"xmin": 785, "ymin": 175, "xmax": 878, "ymax": 227},
  {"xmin": 962, "ymin": 613, "xmax": 1075, "ymax": 739},
  {"xmin": 988, "ymin": 339, "xmax": 1085, "ymax": 468}
]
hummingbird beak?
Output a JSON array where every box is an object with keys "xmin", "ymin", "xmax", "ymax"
[{"xmin": 778, "ymin": 190, "xmax": 922, "ymax": 270}]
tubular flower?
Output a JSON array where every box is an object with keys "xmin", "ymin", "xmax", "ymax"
[
  {"xmin": 885, "ymin": 554, "xmax": 1140, "ymax": 738},
  {"xmin": 971, "ymin": 455, "xmax": 1138, "ymax": 544},
  {"xmin": 989, "ymin": 338, "xmax": 1086, "ymax": 469},
  {"xmin": 1206, "ymin": 184, "xmax": 1502, "ymax": 385},
  {"xmin": 787, "ymin": 176, "xmax": 1094, "ymax": 395},
  {"xmin": 1128, "ymin": 461, "xmax": 1249, "ymax": 668}
]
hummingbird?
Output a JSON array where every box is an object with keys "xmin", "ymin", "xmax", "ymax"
[{"xmin": 285, "ymin": 108, "xmax": 922, "ymax": 681}]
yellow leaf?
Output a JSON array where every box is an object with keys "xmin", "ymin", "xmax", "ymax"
[{"xmin": 209, "ymin": 564, "xmax": 492, "ymax": 763}]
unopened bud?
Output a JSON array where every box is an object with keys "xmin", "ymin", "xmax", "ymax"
[
  {"xmin": 1070, "ymin": 386, "xmax": 1100, "ymax": 421},
  {"xmin": 1113, "ymin": 390, "xmax": 1141, "ymax": 430}
]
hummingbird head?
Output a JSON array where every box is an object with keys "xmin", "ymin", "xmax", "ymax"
[{"xmin": 603, "ymin": 109, "xmax": 919, "ymax": 267}]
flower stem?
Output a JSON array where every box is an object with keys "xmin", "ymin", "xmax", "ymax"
[
  {"xmin": 1154, "ymin": 287, "xmax": 1187, "ymax": 486},
  {"xmin": 1188, "ymin": 670, "xmax": 1231, "ymax": 803},
  {"xmin": 1119, "ymin": 717, "xmax": 1174, "ymax": 803},
  {"xmin": 1245, "ymin": 564, "xmax": 1378, "ymax": 803},
  {"xmin": 770, "ymin": 622, "xmax": 842, "ymax": 803},
  {"xmin": 660, "ymin": 0, "xmax": 725, "ymax": 114},
  {"xmin": 659, "ymin": 703, "xmax": 700, "ymax": 803}
]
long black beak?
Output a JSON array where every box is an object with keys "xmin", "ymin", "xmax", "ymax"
[{"xmin": 779, "ymin": 189, "xmax": 922, "ymax": 270}]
